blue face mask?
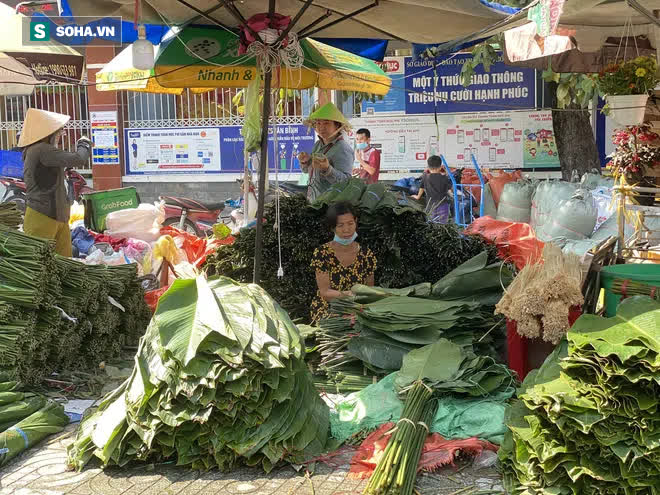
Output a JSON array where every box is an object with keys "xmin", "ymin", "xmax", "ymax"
[
  {"xmin": 356, "ymin": 142, "xmax": 368, "ymax": 150},
  {"xmin": 334, "ymin": 232, "xmax": 357, "ymax": 246}
]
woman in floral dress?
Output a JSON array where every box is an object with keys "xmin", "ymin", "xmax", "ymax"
[{"xmin": 310, "ymin": 202, "xmax": 377, "ymax": 323}]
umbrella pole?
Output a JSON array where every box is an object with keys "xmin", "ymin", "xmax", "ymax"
[{"xmin": 253, "ymin": 68, "xmax": 273, "ymax": 284}]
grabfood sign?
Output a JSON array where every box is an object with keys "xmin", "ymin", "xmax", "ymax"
[
  {"xmin": 25, "ymin": 16, "xmax": 122, "ymax": 47},
  {"xmin": 102, "ymin": 200, "xmax": 134, "ymax": 211}
]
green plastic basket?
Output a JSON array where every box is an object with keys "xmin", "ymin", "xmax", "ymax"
[
  {"xmin": 82, "ymin": 187, "xmax": 139, "ymax": 232},
  {"xmin": 599, "ymin": 264, "xmax": 660, "ymax": 317}
]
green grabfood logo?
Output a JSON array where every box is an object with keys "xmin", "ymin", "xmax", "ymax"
[
  {"xmin": 102, "ymin": 200, "xmax": 135, "ymax": 211},
  {"xmin": 30, "ymin": 21, "xmax": 50, "ymax": 41}
]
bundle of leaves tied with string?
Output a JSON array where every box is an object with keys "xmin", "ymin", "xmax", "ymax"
[
  {"xmin": 0, "ymin": 202, "xmax": 23, "ymax": 229},
  {"xmin": 300, "ymin": 318, "xmax": 381, "ymax": 394},
  {"xmin": 204, "ymin": 179, "xmax": 498, "ymax": 322},
  {"xmin": 0, "ymin": 227, "xmax": 151, "ymax": 383},
  {"xmin": 0, "ymin": 381, "xmax": 69, "ymax": 467}
]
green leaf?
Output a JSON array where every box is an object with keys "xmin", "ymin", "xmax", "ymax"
[
  {"xmin": 348, "ymin": 330, "xmax": 416, "ymax": 370},
  {"xmin": 557, "ymin": 83, "xmax": 570, "ymax": 102},
  {"xmin": 395, "ymin": 339, "xmax": 465, "ymax": 388}
]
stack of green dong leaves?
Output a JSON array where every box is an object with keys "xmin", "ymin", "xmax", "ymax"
[
  {"xmin": 0, "ymin": 226, "xmax": 151, "ymax": 382},
  {"xmin": 67, "ymin": 276, "xmax": 330, "ymax": 472},
  {"xmin": 499, "ymin": 296, "xmax": 660, "ymax": 494},
  {"xmin": 0, "ymin": 380, "xmax": 69, "ymax": 467},
  {"xmin": 325, "ymin": 252, "xmax": 512, "ymax": 375}
]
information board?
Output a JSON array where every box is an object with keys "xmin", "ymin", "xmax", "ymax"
[
  {"xmin": 125, "ymin": 127, "xmax": 221, "ymax": 174},
  {"xmin": 362, "ymin": 54, "xmax": 537, "ymax": 115},
  {"xmin": 350, "ymin": 110, "xmax": 559, "ymax": 171},
  {"xmin": 124, "ymin": 124, "xmax": 315, "ymax": 175},
  {"xmin": 91, "ymin": 110, "xmax": 119, "ymax": 165}
]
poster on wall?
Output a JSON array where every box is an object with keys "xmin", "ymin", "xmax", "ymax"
[
  {"xmin": 125, "ymin": 127, "xmax": 221, "ymax": 174},
  {"xmin": 124, "ymin": 125, "xmax": 315, "ymax": 175},
  {"xmin": 362, "ymin": 57, "xmax": 406, "ymax": 115},
  {"xmin": 91, "ymin": 111, "xmax": 119, "ymax": 165},
  {"xmin": 363, "ymin": 54, "xmax": 537, "ymax": 115},
  {"xmin": 219, "ymin": 124, "xmax": 315, "ymax": 173},
  {"xmin": 350, "ymin": 110, "xmax": 559, "ymax": 171}
]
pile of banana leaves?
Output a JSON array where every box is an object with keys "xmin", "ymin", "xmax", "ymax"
[
  {"xmin": 204, "ymin": 179, "xmax": 497, "ymax": 321},
  {"xmin": 499, "ymin": 297, "xmax": 660, "ymax": 495},
  {"xmin": 67, "ymin": 276, "xmax": 330, "ymax": 472},
  {"xmin": 0, "ymin": 380, "xmax": 69, "ymax": 467},
  {"xmin": 0, "ymin": 226, "xmax": 151, "ymax": 383},
  {"xmin": 310, "ymin": 252, "xmax": 512, "ymax": 380}
]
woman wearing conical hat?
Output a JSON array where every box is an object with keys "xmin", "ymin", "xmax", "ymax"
[
  {"xmin": 299, "ymin": 103, "xmax": 353, "ymax": 202},
  {"xmin": 18, "ymin": 109, "xmax": 92, "ymax": 257}
]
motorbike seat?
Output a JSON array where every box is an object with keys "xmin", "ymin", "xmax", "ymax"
[{"xmin": 160, "ymin": 196, "xmax": 225, "ymax": 211}]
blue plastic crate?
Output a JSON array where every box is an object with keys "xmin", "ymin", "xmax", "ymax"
[{"xmin": 0, "ymin": 151, "xmax": 24, "ymax": 179}]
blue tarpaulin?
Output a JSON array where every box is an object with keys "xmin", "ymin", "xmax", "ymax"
[
  {"xmin": 316, "ymin": 38, "xmax": 388, "ymax": 61},
  {"xmin": 0, "ymin": 151, "xmax": 24, "ymax": 179}
]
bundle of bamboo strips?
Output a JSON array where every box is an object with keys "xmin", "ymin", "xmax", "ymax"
[{"xmin": 495, "ymin": 244, "xmax": 583, "ymax": 344}]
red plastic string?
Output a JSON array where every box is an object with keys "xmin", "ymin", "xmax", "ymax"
[
  {"xmin": 134, "ymin": 0, "xmax": 139, "ymax": 30},
  {"xmin": 621, "ymin": 279, "xmax": 630, "ymax": 299}
]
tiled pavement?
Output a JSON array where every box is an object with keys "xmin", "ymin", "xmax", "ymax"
[{"xmin": 0, "ymin": 425, "xmax": 504, "ymax": 495}]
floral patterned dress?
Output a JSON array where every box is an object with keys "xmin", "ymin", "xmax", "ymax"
[{"xmin": 310, "ymin": 243, "xmax": 377, "ymax": 324}]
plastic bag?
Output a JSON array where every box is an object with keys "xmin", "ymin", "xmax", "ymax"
[
  {"xmin": 496, "ymin": 180, "xmax": 535, "ymax": 223},
  {"xmin": 531, "ymin": 180, "xmax": 578, "ymax": 236},
  {"xmin": 486, "ymin": 170, "xmax": 522, "ymax": 208},
  {"xmin": 123, "ymin": 238, "xmax": 151, "ymax": 263},
  {"xmin": 556, "ymin": 237, "xmax": 602, "ymax": 260},
  {"xmin": 481, "ymin": 183, "xmax": 497, "ymax": 218},
  {"xmin": 540, "ymin": 189, "xmax": 598, "ymax": 241},
  {"xmin": 153, "ymin": 235, "xmax": 182, "ymax": 265},
  {"xmin": 105, "ymin": 201, "xmax": 164, "ymax": 242},
  {"xmin": 581, "ymin": 171, "xmax": 614, "ymax": 190},
  {"xmin": 472, "ymin": 449, "xmax": 498, "ymax": 469},
  {"xmin": 591, "ymin": 187, "xmax": 615, "ymax": 231},
  {"xmin": 241, "ymin": 68, "xmax": 262, "ymax": 153},
  {"xmin": 84, "ymin": 247, "xmax": 129, "ymax": 266},
  {"xmin": 69, "ymin": 201, "xmax": 84, "ymax": 226},
  {"xmin": 465, "ymin": 216, "xmax": 544, "ymax": 270}
]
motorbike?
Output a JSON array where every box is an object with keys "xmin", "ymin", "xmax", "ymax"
[
  {"xmin": 160, "ymin": 196, "xmax": 226, "ymax": 237},
  {"xmin": 0, "ymin": 168, "xmax": 92, "ymax": 212}
]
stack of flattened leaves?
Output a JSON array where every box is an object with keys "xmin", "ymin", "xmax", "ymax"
[
  {"xmin": 67, "ymin": 276, "xmax": 330, "ymax": 472},
  {"xmin": 499, "ymin": 296, "xmax": 660, "ymax": 494},
  {"xmin": 329, "ymin": 252, "xmax": 512, "ymax": 373}
]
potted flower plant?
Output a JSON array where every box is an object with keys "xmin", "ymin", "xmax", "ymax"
[
  {"xmin": 608, "ymin": 124, "xmax": 660, "ymax": 205},
  {"xmin": 598, "ymin": 56, "xmax": 660, "ymax": 126}
]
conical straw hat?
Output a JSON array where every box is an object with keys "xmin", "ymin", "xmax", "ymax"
[
  {"xmin": 18, "ymin": 108, "xmax": 70, "ymax": 147},
  {"xmin": 304, "ymin": 102, "xmax": 351, "ymax": 130}
]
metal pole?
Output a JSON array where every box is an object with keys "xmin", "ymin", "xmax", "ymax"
[
  {"xmin": 253, "ymin": 69, "xmax": 273, "ymax": 284},
  {"xmin": 617, "ymin": 188, "xmax": 625, "ymax": 262},
  {"xmin": 253, "ymin": 0, "xmax": 276, "ymax": 284}
]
